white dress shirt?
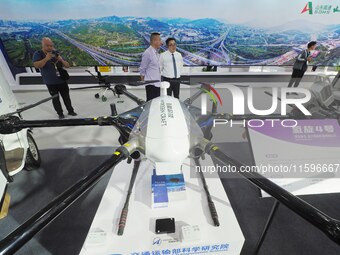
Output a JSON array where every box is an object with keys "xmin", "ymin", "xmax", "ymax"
[
  {"xmin": 140, "ymin": 46, "xmax": 161, "ymax": 87},
  {"xmin": 159, "ymin": 50, "xmax": 183, "ymax": 79}
]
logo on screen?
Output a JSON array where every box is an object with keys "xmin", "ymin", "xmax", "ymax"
[
  {"xmin": 200, "ymin": 84, "xmax": 223, "ymax": 111},
  {"xmin": 301, "ymin": 2, "xmax": 313, "ymax": 15},
  {"xmin": 301, "ymin": 2, "xmax": 336, "ymax": 15},
  {"xmin": 201, "ymin": 86, "xmax": 312, "ymax": 116}
]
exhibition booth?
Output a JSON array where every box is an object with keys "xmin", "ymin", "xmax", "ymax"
[{"xmin": 0, "ymin": 1, "xmax": 340, "ymax": 255}]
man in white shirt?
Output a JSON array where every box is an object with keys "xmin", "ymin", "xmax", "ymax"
[
  {"xmin": 159, "ymin": 38, "xmax": 183, "ymax": 99},
  {"xmin": 140, "ymin": 32, "xmax": 162, "ymax": 101}
]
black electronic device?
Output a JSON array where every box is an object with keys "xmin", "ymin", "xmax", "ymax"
[
  {"xmin": 155, "ymin": 218, "xmax": 176, "ymax": 234},
  {"xmin": 51, "ymin": 50, "xmax": 59, "ymax": 58}
]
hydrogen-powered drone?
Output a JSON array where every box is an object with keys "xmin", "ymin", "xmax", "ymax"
[
  {"xmin": 82, "ymin": 67, "xmax": 118, "ymax": 102},
  {"xmin": 73, "ymin": 67, "xmax": 138, "ymax": 102},
  {"xmin": 0, "ymin": 80, "xmax": 340, "ymax": 255}
]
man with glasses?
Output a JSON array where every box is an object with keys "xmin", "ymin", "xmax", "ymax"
[{"xmin": 159, "ymin": 38, "xmax": 183, "ymax": 99}]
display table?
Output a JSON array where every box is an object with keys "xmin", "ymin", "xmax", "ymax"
[
  {"xmin": 15, "ymin": 70, "xmax": 332, "ymax": 87},
  {"xmin": 80, "ymin": 156, "xmax": 244, "ymax": 255}
]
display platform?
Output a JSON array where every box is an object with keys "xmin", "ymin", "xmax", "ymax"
[
  {"xmin": 16, "ymin": 71, "xmax": 323, "ymax": 87},
  {"xmin": 80, "ymin": 156, "xmax": 244, "ymax": 255}
]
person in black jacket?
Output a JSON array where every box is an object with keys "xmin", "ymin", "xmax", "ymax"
[{"xmin": 288, "ymin": 41, "xmax": 317, "ymax": 88}]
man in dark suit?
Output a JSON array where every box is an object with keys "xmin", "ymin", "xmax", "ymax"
[{"xmin": 288, "ymin": 41, "xmax": 317, "ymax": 88}]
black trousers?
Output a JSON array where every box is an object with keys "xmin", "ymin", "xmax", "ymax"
[
  {"xmin": 162, "ymin": 76, "xmax": 181, "ymax": 99},
  {"xmin": 46, "ymin": 82, "xmax": 74, "ymax": 115},
  {"xmin": 145, "ymin": 85, "xmax": 160, "ymax": 101},
  {"xmin": 288, "ymin": 69, "xmax": 306, "ymax": 88}
]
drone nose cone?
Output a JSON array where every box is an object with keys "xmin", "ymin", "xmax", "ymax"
[{"xmin": 160, "ymin": 81, "xmax": 170, "ymax": 96}]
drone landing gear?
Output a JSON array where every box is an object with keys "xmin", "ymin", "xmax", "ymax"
[
  {"xmin": 94, "ymin": 87, "xmax": 116, "ymax": 102},
  {"xmin": 193, "ymin": 157, "xmax": 220, "ymax": 227},
  {"xmin": 117, "ymin": 158, "xmax": 141, "ymax": 236}
]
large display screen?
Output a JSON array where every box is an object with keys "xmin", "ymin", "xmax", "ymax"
[{"xmin": 0, "ymin": 0, "xmax": 339, "ymax": 67}]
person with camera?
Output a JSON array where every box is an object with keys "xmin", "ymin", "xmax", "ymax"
[{"xmin": 33, "ymin": 37, "xmax": 77, "ymax": 119}]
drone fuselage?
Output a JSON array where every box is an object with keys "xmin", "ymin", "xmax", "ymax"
[{"xmin": 134, "ymin": 95, "xmax": 195, "ymax": 175}]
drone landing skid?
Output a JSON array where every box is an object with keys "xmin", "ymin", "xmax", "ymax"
[{"xmin": 94, "ymin": 87, "xmax": 116, "ymax": 102}]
